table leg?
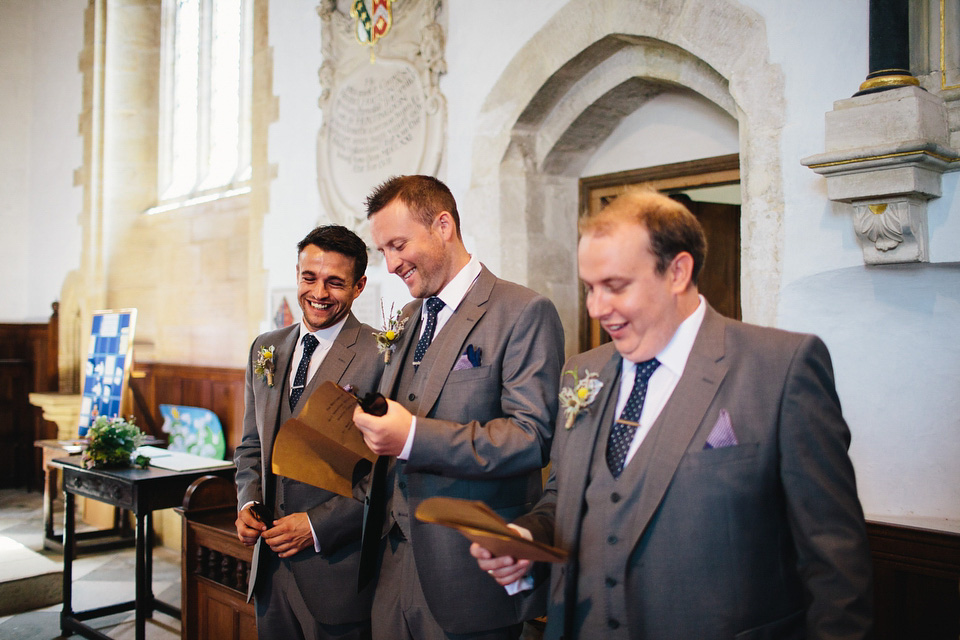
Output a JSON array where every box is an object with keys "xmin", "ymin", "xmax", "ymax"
[
  {"xmin": 61, "ymin": 489, "xmax": 75, "ymax": 635},
  {"xmin": 43, "ymin": 465, "xmax": 56, "ymax": 541},
  {"xmin": 135, "ymin": 512, "xmax": 147, "ymax": 640},
  {"xmin": 145, "ymin": 510, "xmax": 155, "ymax": 616}
]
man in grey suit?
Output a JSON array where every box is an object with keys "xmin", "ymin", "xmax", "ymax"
[
  {"xmin": 353, "ymin": 175, "xmax": 564, "ymax": 640},
  {"xmin": 473, "ymin": 188, "xmax": 873, "ymax": 639},
  {"xmin": 235, "ymin": 225, "xmax": 384, "ymax": 640}
]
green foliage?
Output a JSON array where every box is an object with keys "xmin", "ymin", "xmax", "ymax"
[{"xmin": 82, "ymin": 416, "xmax": 146, "ymax": 469}]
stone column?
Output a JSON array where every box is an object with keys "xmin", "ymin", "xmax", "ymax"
[{"xmin": 856, "ymin": 0, "xmax": 920, "ymax": 94}]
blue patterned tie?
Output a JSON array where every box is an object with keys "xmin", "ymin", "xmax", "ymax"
[
  {"xmin": 606, "ymin": 358, "xmax": 660, "ymax": 478},
  {"xmin": 412, "ymin": 297, "xmax": 444, "ymax": 369},
  {"xmin": 289, "ymin": 333, "xmax": 319, "ymax": 411}
]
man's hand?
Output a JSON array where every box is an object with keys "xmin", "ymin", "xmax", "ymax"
[
  {"xmin": 261, "ymin": 512, "xmax": 314, "ymax": 558},
  {"xmin": 236, "ymin": 504, "xmax": 268, "ymax": 546},
  {"xmin": 469, "ymin": 524, "xmax": 534, "ymax": 587},
  {"xmin": 353, "ymin": 399, "xmax": 413, "ymax": 456}
]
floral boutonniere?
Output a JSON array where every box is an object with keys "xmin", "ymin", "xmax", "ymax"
[
  {"xmin": 374, "ymin": 301, "xmax": 408, "ymax": 364},
  {"xmin": 558, "ymin": 369, "xmax": 603, "ymax": 429},
  {"xmin": 254, "ymin": 345, "xmax": 276, "ymax": 387}
]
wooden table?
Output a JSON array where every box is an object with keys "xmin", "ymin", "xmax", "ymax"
[{"xmin": 54, "ymin": 455, "xmax": 235, "ymax": 640}]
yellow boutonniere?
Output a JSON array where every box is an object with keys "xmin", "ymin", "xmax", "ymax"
[
  {"xmin": 558, "ymin": 369, "xmax": 603, "ymax": 429},
  {"xmin": 374, "ymin": 301, "xmax": 407, "ymax": 364},
  {"xmin": 254, "ymin": 345, "xmax": 276, "ymax": 387}
]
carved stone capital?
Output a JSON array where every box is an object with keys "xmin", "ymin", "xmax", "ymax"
[{"xmin": 802, "ymin": 86, "xmax": 959, "ymax": 265}]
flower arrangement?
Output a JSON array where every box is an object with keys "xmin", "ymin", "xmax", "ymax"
[
  {"xmin": 374, "ymin": 301, "xmax": 408, "ymax": 364},
  {"xmin": 558, "ymin": 369, "xmax": 603, "ymax": 429},
  {"xmin": 82, "ymin": 415, "xmax": 149, "ymax": 469},
  {"xmin": 254, "ymin": 345, "xmax": 276, "ymax": 387}
]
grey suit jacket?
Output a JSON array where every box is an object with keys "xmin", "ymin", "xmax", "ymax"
[
  {"xmin": 234, "ymin": 312, "xmax": 384, "ymax": 624},
  {"xmin": 375, "ymin": 265, "xmax": 565, "ymax": 634},
  {"xmin": 519, "ymin": 306, "xmax": 873, "ymax": 640}
]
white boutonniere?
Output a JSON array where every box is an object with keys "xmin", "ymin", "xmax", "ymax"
[
  {"xmin": 558, "ymin": 369, "xmax": 603, "ymax": 429},
  {"xmin": 254, "ymin": 345, "xmax": 276, "ymax": 387},
  {"xmin": 374, "ymin": 301, "xmax": 408, "ymax": 364}
]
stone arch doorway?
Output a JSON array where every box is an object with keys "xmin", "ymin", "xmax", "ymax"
[{"xmin": 465, "ymin": 0, "xmax": 785, "ymax": 356}]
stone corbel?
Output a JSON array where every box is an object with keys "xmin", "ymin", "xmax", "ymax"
[
  {"xmin": 852, "ymin": 198, "xmax": 928, "ymax": 263},
  {"xmin": 802, "ymin": 86, "xmax": 960, "ymax": 265}
]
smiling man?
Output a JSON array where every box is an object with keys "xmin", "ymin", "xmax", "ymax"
[
  {"xmin": 471, "ymin": 187, "xmax": 873, "ymax": 640},
  {"xmin": 235, "ymin": 225, "xmax": 384, "ymax": 640},
  {"xmin": 353, "ymin": 175, "xmax": 564, "ymax": 640}
]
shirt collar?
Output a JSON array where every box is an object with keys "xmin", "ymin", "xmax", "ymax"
[
  {"xmin": 621, "ymin": 295, "xmax": 706, "ymax": 378},
  {"xmin": 427, "ymin": 255, "xmax": 481, "ymax": 314},
  {"xmin": 297, "ymin": 314, "xmax": 348, "ymax": 349}
]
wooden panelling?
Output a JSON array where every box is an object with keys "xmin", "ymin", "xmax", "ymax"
[
  {"xmin": 0, "ymin": 310, "xmax": 59, "ymax": 489},
  {"xmin": 179, "ymin": 475, "xmax": 257, "ymax": 640},
  {"xmin": 867, "ymin": 520, "xmax": 960, "ymax": 639},
  {"xmin": 129, "ymin": 362, "xmax": 245, "ymax": 458}
]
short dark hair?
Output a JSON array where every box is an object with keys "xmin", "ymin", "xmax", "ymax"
[
  {"xmin": 296, "ymin": 225, "xmax": 368, "ymax": 282},
  {"xmin": 581, "ymin": 186, "xmax": 708, "ymax": 285},
  {"xmin": 364, "ymin": 175, "xmax": 462, "ymax": 239}
]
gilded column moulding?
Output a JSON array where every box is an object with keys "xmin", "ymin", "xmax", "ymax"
[{"xmin": 316, "ymin": 0, "xmax": 446, "ymax": 236}]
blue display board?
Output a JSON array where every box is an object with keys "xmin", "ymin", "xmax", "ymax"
[{"xmin": 77, "ymin": 309, "xmax": 137, "ymax": 436}]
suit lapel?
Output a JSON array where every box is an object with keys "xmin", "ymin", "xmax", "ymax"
[
  {"xmin": 378, "ymin": 301, "xmax": 421, "ymax": 398},
  {"xmin": 557, "ymin": 348, "xmax": 622, "ymax": 535},
  {"xmin": 625, "ymin": 307, "xmax": 729, "ymax": 550},
  {"xmin": 414, "ymin": 267, "xmax": 494, "ymax": 415},
  {"xmin": 262, "ymin": 325, "xmax": 300, "ymax": 481}
]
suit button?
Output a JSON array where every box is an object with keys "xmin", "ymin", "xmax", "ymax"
[
  {"xmin": 610, "ymin": 492, "xmax": 621, "ymax": 503},
  {"xmin": 607, "ymin": 535, "xmax": 618, "ymax": 545},
  {"xmin": 398, "ymin": 481, "xmax": 406, "ymax": 490},
  {"xmin": 607, "ymin": 619, "xmax": 620, "ymax": 629},
  {"xmin": 408, "ymin": 393, "xmax": 416, "ymax": 401},
  {"xmin": 605, "ymin": 577, "xmax": 617, "ymax": 588}
]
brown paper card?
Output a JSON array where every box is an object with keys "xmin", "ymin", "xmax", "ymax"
[
  {"xmin": 271, "ymin": 381, "xmax": 375, "ymax": 499},
  {"xmin": 415, "ymin": 496, "xmax": 568, "ymax": 563}
]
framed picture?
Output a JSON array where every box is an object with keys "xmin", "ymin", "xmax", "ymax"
[
  {"xmin": 77, "ymin": 309, "xmax": 137, "ymax": 436},
  {"xmin": 270, "ymin": 289, "xmax": 301, "ymax": 329}
]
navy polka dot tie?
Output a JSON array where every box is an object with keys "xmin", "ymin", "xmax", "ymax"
[
  {"xmin": 606, "ymin": 358, "xmax": 660, "ymax": 478},
  {"xmin": 412, "ymin": 297, "xmax": 444, "ymax": 370},
  {"xmin": 289, "ymin": 333, "xmax": 319, "ymax": 411}
]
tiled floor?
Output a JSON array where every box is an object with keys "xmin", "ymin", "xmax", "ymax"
[{"xmin": 0, "ymin": 488, "xmax": 181, "ymax": 640}]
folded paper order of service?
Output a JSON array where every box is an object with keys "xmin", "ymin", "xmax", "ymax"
[{"xmin": 415, "ymin": 496, "xmax": 567, "ymax": 563}]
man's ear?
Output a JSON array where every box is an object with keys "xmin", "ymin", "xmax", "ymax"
[
  {"xmin": 668, "ymin": 252, "xmax": 695, "ymax": 293},
  {"xmin": 434, "ymin": 211, "xmax": 456, "ymax": 241},
  {"xmin": 353, "ymin": 274, "xmax": 367, "ymax": 298}
]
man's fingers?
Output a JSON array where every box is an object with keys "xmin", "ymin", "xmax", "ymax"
[{"xmin": 470, "ymin": 542, "xmax": 493, "ymax": 560}]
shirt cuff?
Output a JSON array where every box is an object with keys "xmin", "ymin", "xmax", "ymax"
[
  {"xmin": 504, "ymin": 574, "xmax": 534, "ymax": 595},
  {"xmin": 308, "ymin": 517, "xmax": 321, "ymax": 553},
  {"xmin": 398, "ymin": 416, "xmax": 417, "ymax": 460}
]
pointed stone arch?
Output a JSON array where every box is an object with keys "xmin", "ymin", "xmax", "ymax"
[{"xmin": 464, "ymin": 0, "xmax": 785, "ymax": 354}]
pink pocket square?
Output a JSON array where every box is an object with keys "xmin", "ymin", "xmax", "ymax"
[
  {"xmin": 452, "ymin": 354, "xmax": 473, "ymax": 371},
  {"xmin": 704, "ymin": 409, "xmax": 738, "ymax": 449}
]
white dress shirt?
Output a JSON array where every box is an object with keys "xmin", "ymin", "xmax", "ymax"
[
  {"xmin": 397, "ymin": 255, "xmax": 482, "ymax": 460},
  {"xmin": 617, "ymin": 295, "xmax": 706, "ymax": 466}
]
